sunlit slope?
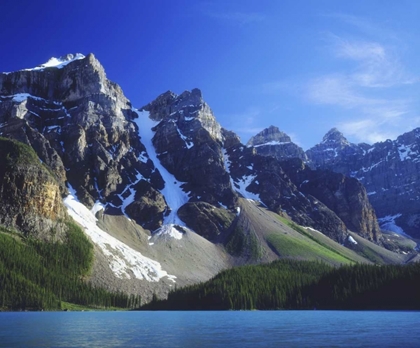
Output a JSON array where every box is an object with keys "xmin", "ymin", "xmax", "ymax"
[
  {"xmin": 235, "ymin": 198, "xmax": 413, "ymax": 266},
  {"xmin": 347, "ymin": 232, "xmax": 408, "ymax": 264},
  {"xmin": 235, "ymin": 198, "xmax": 369, "ymax": 265}
]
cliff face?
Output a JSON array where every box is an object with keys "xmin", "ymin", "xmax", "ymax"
[
  {"xmin": 307, "ymin": 128, "xmax": 420, "ymax": 238},
  {"xmin": 0, "ymin": 54, "xmax": 166, "ymax": 229},
  {"xmin": 244, "ymin": 127, "xmax": 381, "ymax": 243},
  {"xmin": 223, "ymin": 130, "xmax": 349, "ymax": 243},
  {"xmin": 280, "ymin": 158, "xmax": 381, "ymax": 242},
  {"xmin": 142, "ymin": 89, "xmax": 236, "ymax": 209},
  {"xmin": 0, "ymin": 138, "xmax": 67, "ymax": 240}
]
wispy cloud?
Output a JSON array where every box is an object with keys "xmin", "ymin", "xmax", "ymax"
[
  {"xmin": 307, "ymin": 74, "xmax": 382, "ymax": 107},
  {"xmin": 329, "ymin": 35, "xmax": 416, "ymax": 88},
  {"xmin": 303, "ymin": 16, "xmax": 420, "ymax": 144}
]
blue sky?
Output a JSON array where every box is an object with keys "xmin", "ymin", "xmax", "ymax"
[{"xmin": 2, "ymin": 0, "xmax": 420, "ymax": 149}]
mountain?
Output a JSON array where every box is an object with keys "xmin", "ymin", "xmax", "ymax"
[
  {"xmin": 307, "ymin": 128, "xmax": 420, "ymax": 239},
  {"xmin": 246, "ymin": 125, "xmax": 307, "ymax": 161},
  {"xmin": 0, "ymin": 54, "xmax": 416, "ymax": 304},
  {"xmin": 243, "ymin": 126, "xmax": 381, "ymax": 243}
]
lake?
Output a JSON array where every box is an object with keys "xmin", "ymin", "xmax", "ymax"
[{"xmin": 0, "ymin": 311, "xmax": 419, "ymax": 347}]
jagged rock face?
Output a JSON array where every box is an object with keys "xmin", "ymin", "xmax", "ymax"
[
  {"xmin": 306, "ymin": 128, "xmax": 367, "ymax": 173},
  {"xmin": 144, "ymin": 88, "xmax": 222, "ymax": 142},
  {"xmin": 0, "ymin": 138, "xmax": 67, "ymax": 240},
  {"xmin": 280, "ymin": 158, "xmax": 381, "ymax": 242},
  {"xmin": 143, "ymin": 89, "xmax": 236, "ymax": 208},
  {"xmin": 307, "ymin": 128, "xmax": 420, "ymax": 238},
  {"xmin": 223, "ymin": 134, "xmax": 348, "ymax": 243},
  {"xmin": 178, "ymin": 202, "xmax": 236, "ymax": 241},
  {"xmin": 0, "ymin": 54, "xmax": 164, "ymax": 223},
  {"xmin": 247, "ymin": 125, "xmax": 307, "ymax": 162},
  {"xmin": 124, "ymin": 180, "xmax": 167, "ymax": 230}
]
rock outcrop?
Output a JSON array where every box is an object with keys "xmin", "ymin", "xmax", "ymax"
[
  {"xmin": 0, "ymin": 137, "xmax": 67, "ymax": 240},
  {"xmin": 247, "ymin": 125, "xmax": 307, "ymax": 162},
  {"xmin": 280, "ymin": 158, "xmax": 381, "ymax": 242},
  {"xmin": 178, "ymin": 202, "xmax": 236, "ymax": 241}
]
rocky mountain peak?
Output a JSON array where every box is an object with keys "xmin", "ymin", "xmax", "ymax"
[
  {"xmin": 29, "ymin": 53, "xmax": 86, "ymax": 71},
  {"xmin": 246, "ymin": 126, "xmax": 307, "ymax": 162},
  {"xmin": 143, "ymin": 88, "xmax": 222, "ymax": 142},
  {"xmin": 247, "ymin": 125, "xmax": 291, "ymax": 146},
  {"xmin": 321, "ymin": 128, "xmax": 349, "ymax": 146}
]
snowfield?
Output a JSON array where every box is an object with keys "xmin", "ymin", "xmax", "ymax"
[{"xmin": 64, "ymin": 186, "xmax": 177, "ymax": 282}]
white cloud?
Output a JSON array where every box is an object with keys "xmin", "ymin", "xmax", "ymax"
[
  {"xmin": 307, "ymin": 74, "xmax": 382, "ymax": 107},
  {"xmin": 338, "ymin": 119, "xmax": 392, "ymax": 143},
  {"xmin": 335, "ymin": 39, "xmax": 386, "ymax": 62},
  {"xmin": 304, "ymin": 21, "xmax": 420, "ymax": 145},
  {"xmin": 326, "ymin": 34, "xmax": 416, "ymax": 88}
]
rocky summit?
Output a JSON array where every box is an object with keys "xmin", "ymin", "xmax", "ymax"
[
  {"xmin": 247, "ymin": 125, "xmax": 308, "ymax": 162},
  {"xmin": 0, "ymin": 54, "xmax": 418, "ymax": 302},
  {"xmin": 307, "ymin": 128, "xmax": 420, "ymax": 238}
]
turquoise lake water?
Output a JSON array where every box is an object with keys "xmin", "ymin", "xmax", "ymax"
[{"xmin": 0, "ymin": 310, "xmax": 419, "ymax": 347}]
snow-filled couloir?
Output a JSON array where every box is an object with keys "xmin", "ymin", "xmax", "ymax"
[{"xmin": 133, "ymin": 109, "xmax": 190, "ymax": 228}]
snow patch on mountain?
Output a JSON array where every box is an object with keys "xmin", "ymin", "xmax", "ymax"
[
  {"xmin": 305, "ymin": 226, "xmax": 323, "ymax": 234},
  {"xmin": 250, "ymin": 140, "xmax": 291, "ymax": 148},
  {"xmin": 151, "ymin": 224, "xmax": 184, "ymax": 242},
  {"xmin": 348, "ymin": 235, "xmax": 358, "ymax": 244},
  {"xmin": 176, "ymin": 127, "xmax": 194, "ymax": 149},
  {"xmin": 118, "ymin": 171, "xmax": 146, "ymax": 216},
  {"xmin": 24, "ymin": 53, "xmax": 85, "ymax": 71},
  {"xmin": 133, "ymin": 109, "xmax": 189, "ymax": 226},
  {"xmin": 234, "ymin": 174, "xmax": 261, "ymax": 201},
  {"xmin": 378, "ymin": 214, "xmax": 408, "ymax": 236},
  {"xmin": 63, "ymin": 185, "xmax": 176, "ymax": 282},
  {"xmin": 91, "ymin": 201, "xmax": 105, "ymax": 216}
]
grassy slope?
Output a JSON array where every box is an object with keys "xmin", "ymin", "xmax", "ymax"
[
  {"xmin": 237, "ymin": 198, "xmax": 369, "ymax": 266},
  {"xmin": 237, "ymin": 198, "xmax": 408, "ymax": 266},
  {"xmin": 348, "ymin": 232, "xmax": 407, "ymax": 264}
]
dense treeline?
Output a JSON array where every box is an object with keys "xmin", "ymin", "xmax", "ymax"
[
  {"xmin": 308, "ymin": 263, "xmax": 420, "ymax": 309},
  {"xmin": 0, "ymin": 223, "xmax": 141, "ymax": 311},
  {"xmin": 140, "ymin": 260, "xmax": 420, "ymax": 310}
]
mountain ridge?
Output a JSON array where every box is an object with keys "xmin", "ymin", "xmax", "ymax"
[{"xmin": 0, "ymin": 53, "xmax": 417, "ymax": 303}]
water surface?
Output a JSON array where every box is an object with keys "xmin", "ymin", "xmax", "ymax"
[{"xmin": 0, "ymin": 310, "xmax": 419, "ymax": 347}]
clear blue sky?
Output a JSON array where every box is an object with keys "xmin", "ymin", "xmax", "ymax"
[{"xmin": 2, "ymin": 0, "xmax": 420, "ymax": 149}]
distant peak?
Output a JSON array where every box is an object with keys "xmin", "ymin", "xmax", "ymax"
[
  {"xmin": 321, "ymin": 128, "xmax": 349, "ymax": 145},
  {"xmin": 24, "ymin": 53, "xmax": 86, "ymax": 72},
  {"xmin": 143, "ymin": 88, "xmax": 206, "ymax": 122},
  {"xmin": 247, "ymin": 125, "xmax": 292, "ymax": 146}
]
